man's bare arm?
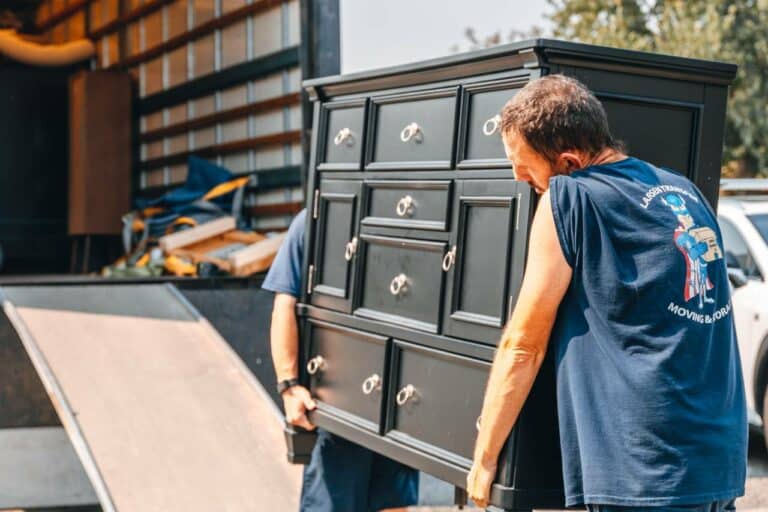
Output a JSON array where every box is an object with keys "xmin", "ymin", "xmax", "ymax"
[
  {"xmin": 467, "ymin": 190, "xmax": 572, "ymax": 507},
  {"xmin": 271, "ymin": 292, "xmax": 316, "ymax": 430},
  {"xmin": 270, "ymin": 293, "xmax": 300, "ymax": 381}
]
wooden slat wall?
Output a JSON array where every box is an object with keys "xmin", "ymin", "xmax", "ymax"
[{"xmin": 35, "ymin": 0, "xmax": 305, "ymax": 230}]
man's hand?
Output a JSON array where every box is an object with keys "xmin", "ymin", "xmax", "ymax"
[
  {"xmin": 467, "ymin": 460, "xmax": 496, "ymax": 509},
  {"xmin": 282, "ymin": 385, "xmax": 317, "ymax": 431}
]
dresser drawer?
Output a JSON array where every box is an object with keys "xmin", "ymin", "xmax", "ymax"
[
  {"xmin": 386, "ymin": 341, "xmax": 489, "ymax": 465},
  {"xmin": 366, "ymin": 89, "xmax": 458, "ymax": 170},
  {"xmin": 305, "ymin": 320, "xmax": 388, "ymax": 431},
  {"xmin": 355, "ymin": 234, "xmax": 447, "ymax": 333},
  {"xmin": 362, "ymin": 180, "xmax": 452, "ymax": 231},
  {"xmin": 319, "ymin": 100, "xmax": 366, "ymax": 171},
  {"xmin": 458, "ymin": 80, "xmax": 524, "ymax": 169}
]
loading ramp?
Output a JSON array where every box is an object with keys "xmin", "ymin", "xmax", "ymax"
[{"xmin": 0, "ymin": 283, "xmax": 301, "ymax": 511}]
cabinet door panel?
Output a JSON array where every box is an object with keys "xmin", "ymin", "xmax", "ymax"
[
  {"xmin": 443, "ymin": 180, "xmax": 533, "ymax": 344},
  {"xmin": 306, "ymin": 320, "xmax": 388, "ymax": 431},
  {"xmin": 386, "ymin": 340, "xmax": 490, "ymax": 465},
  {"xmin": 309, "ymin": 180, "xmax": 362, "ymax": 312}
]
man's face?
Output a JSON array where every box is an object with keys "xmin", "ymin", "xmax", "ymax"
[{"xmin": 502, "ymin": 130, "xmax": 559, "ymax": 195}]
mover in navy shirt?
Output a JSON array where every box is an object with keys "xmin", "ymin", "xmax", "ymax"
[{"xmin": 467, "ymin": 75, "xmax": 747, "ymax": 510}]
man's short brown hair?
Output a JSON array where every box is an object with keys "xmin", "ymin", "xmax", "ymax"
[{"xmin": 500, "ymin": 74, "xmax": 624, "ymax": 163}]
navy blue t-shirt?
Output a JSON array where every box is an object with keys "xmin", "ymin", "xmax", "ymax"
[
  {"xmin": 262, "ymin": 209, "xmax": 306, "ymax": 298},
  {"xmin": 549, "ymin": 157, "xmax": 747, "ymax": 507}
]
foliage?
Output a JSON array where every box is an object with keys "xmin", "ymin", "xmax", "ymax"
[{"xmin": 547, "ymin": 0, "xmax": 768, "ymax": 177}]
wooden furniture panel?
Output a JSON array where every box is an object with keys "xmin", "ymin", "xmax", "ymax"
[{"xmin": 68, "ymin": 70, "xmax": 132, "ymax": 235}]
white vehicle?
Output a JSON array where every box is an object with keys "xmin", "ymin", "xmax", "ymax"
[{"xmin": 718, "ymin": 179, "xmax": 768, "ymax": 446}]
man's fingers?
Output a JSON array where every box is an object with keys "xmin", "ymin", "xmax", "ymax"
[
  {"xmin": 302, "ymin": 394, "xmax": 317, "ymax": 410},
  {"xmin": 294, "ymin": 414, "xmax": 316, "ymax": 431}
]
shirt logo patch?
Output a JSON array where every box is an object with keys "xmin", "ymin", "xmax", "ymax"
[{"xmin": 661, "ymin": 193, "xmax": 723, "ymax": 309}]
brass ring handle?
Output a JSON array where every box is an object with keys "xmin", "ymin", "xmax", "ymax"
[
  {"xmin": 344, "ymin": 236, "xmax": 358, "ymax": 261},
  {"xmin": 334, "ymin": 127, "xmax": 354, "ymax": 147},
  {"xmin": 395, "ymin": 195, "xmax": 414, "ymax": 217},
  {"xmin": 482, "ymin": 114, "xmax": 502, "ymax": 136},
  {"xmin": 400, "ymin": 122, "xmax": 423, "ymax": 143},
  {"xmin": 395, "ymin": 384, "xmax": 415, "ymax": 406},
  {"xmin": 442, "ymin": 245, "xmax": 457, "ymax": 272},
  {"xmin": 361, "ymin": 374, "xmax": 381, "ymax": 395},
  {"xmin": 306, "ymin": 355, "xmax": 325, "ymax": 375},
  {"xmin": 389, "ymin": 273, "xmax": 408, "ymax": 296}
]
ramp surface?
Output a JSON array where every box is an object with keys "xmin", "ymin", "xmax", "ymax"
[{"xmin": 0, "ymin": 284, "xmax": 301, "ymax": 512}]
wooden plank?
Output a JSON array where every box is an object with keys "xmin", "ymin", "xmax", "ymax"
[
  {"xmin": 88, "ymin": 0, "xmax": 174, "ymax": 39},
  {"xmin": 167, "ymin": 231, "xmax": 266, "ymax": 272},
  {"xmin": 112, "ymin": 0, "xmax": 286, "ymax": 69},
  {"xmin": 228, "ymin": 233, "xmax": 286, "ymax": 276},
  {"xmin": 1, "ymin": 285, "xmax": 301, "ymax": 512},
  {"xmin": 139, "ymin": 93, "xmax": 300, "ymax": 143},
  {"xmin": 158, "ymin": 217, "xmax": 236, "ymax": 252},
  {"xmin": 137, "ymin": 47, "xmax": 299, "ymax": 115},
  {"xmin": 34, "ymin": 0, "xmax": 92, "ymax": 33},
  {"xmin": 69, "ymin": 71, "xmax": 132, "ymax": 235},
  {"xmin": 140, "ymin": 131, "xmax": 301, "ymax": 170}
]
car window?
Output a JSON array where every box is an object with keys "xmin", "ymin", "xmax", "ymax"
[
  {"xmin": 719, "ymin": 216, "xmax": 762, "ymax": 279},
  {"xmin": 748, "ymin": 213, "xmax": 768, "ymax": 246}
]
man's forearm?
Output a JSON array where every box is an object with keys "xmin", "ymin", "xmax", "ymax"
[
  {"xmin": 473, "ymin": 330, "xmax": 548, "ymax": 468},
  {"xmin": 270, "ymin": 294, "xmax": 300, "ymax": 381}
]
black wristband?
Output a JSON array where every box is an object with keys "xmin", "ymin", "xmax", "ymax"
[{"xmin": 276, "ymin": 378, "xmax": 300, "ymax": 396}]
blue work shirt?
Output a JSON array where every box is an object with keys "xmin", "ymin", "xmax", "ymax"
[
  {"xmin": 548, "ymin": 157, "xmax": 747, "ymax": 507},
  {"xmin": 262, "ymin": 209, "xmax": 307, "ymax": 298}
]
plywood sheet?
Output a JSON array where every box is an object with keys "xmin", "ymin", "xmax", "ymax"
[{"xmin": 0, "ymin": 285, "xmax": 300, "ymax": 512}]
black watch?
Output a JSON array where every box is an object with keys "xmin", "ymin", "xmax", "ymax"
[{"xmin": 276, "ymin": 378, "xmax": 300, "ymax": 396}]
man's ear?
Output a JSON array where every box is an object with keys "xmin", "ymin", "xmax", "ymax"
[{"xmin": 555, "ymin": 151, "xmax": 588, "ymax": 173}]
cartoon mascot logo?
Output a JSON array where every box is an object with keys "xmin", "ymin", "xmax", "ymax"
[{"xmin": 662, "ymin": 193, "xmax": 723, "ymax": 309}]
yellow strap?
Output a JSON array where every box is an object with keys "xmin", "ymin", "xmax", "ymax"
[
  {"xmin": 135, "ymin": 253, "xmax": 150, "ymax": 267},
  {"xmin": 164, "ymin": 255, "xmax": 197, "ymax": 276},
  {"xmin": 165, "ymin": 216, "xmax": 197, "ymax": 234},
  {"xmin": 141, "ymin": 206, "xmax": 165, "ymax": 218},
  {"xmin": 202, "ymin": 176, "xmax": 249, "ymax": 201}
]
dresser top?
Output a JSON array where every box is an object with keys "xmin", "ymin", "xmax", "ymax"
[{"xmin": 303, "ymin": 38, "xmax": 737, "ymax": 99}]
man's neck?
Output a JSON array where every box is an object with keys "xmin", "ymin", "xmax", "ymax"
[{"xmin": 586, "ymin": 148, "xmax": 628, "ymax": 168}]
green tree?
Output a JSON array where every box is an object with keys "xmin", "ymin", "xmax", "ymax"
[{"xmin": 548, "ymin": 0, "xmax": 768, "ymax": 177}]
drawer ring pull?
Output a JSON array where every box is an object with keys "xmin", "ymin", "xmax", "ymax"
[
  {"xmin": 395, "ymin": 384, "xmax": 415, "ymax": 406},
  {"xmin": 483, "ymin": 114, "xmax": 502, "ymax": 136},
  {"xmin": 475, "ymin": 416, "xmax": 482, "ymax": 431},
  {"xmin": 400, "ymin": 122, "xmax": 423, "ymax": 143},
  {"xmin": 334, "ymin": 127, "xmax": 354, "ymax": 147},
  {"xmin": 344, "ymin": 236, "xmax": 358, "ymax": 261},
  {"xmin": 389, "ymin": 273, "xmax": 408, "ymax": 296},
  {"xmin": 306, "ymin": 355, "xmax": 326, "ymax": 375},
  {"xmin": 361, "ymin": 374, "xmax": 381, "ymax": 395},
  {"xmin": 442, "ymin": 245, "xmax": 457, "ymax": 272},
  {"xmin": 395, "ymin": 195, "xmax": 414, "ymax": 217}
]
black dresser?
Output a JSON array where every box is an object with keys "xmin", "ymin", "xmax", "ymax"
[{"xmin": 296, "ymin": 39, "xmax": 736, "ymax": 510}]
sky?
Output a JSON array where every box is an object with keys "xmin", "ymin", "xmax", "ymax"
[{"xmin": 339, "ymin": 0, "xmax": 552, "ymax": 73}]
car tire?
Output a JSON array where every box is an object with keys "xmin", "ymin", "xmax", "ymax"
[{"xmin": 764, "ymin": 386, "xmax": 768, "ymax": 452}]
